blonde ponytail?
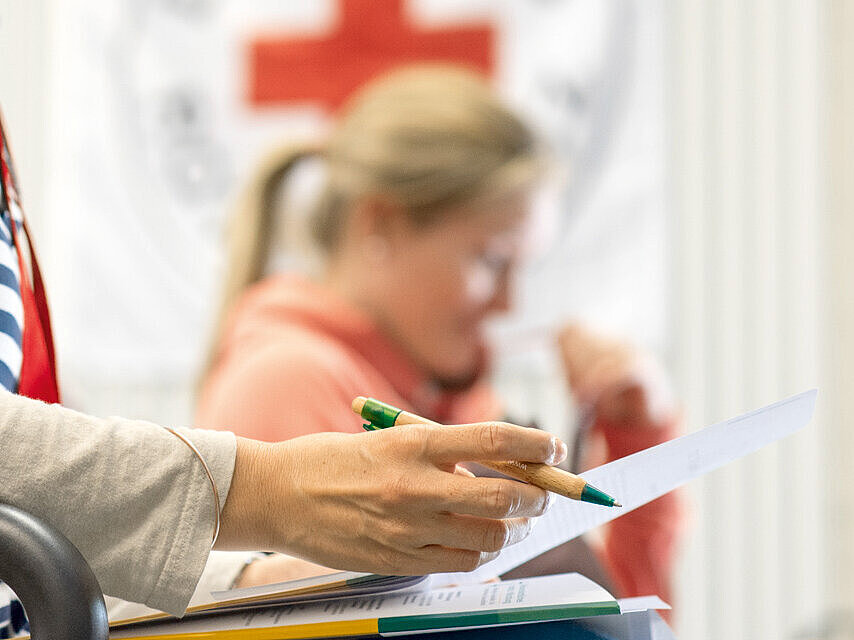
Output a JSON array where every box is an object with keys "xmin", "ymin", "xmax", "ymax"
[{"xmin": 201, "ymin": 143, "xmax": 320, "ymax": 384}]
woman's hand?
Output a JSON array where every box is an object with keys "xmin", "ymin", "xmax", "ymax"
[
  {"xmin": 557, "ymin": 323, "xmax": 674, "ymax": 426},
  {"xmin": 217, "ymin": 422, "xmax": 565, "ymax": 576}
]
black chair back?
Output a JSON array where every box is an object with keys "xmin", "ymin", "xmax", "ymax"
[{"xmin": 0, "ymin": 504, "xmax": 108, "ymax": 640}]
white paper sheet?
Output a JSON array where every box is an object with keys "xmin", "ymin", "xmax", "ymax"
[{"xmin": 439, "ymin": 389, "xmax": 817, "ymax": 584}]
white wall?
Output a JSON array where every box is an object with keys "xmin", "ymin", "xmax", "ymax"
[
  {"xmin": 825, "ymin": 0, "xmax": 854, "ymax": 615},
  {"xmin": 666, "ymin": 1, "xmax": 827, "ymax": 637}
]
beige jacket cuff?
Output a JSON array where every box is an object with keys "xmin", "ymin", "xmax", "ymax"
[{"xmin": 146, "ymin": 427, "xmax": 237, "ymax": 614}]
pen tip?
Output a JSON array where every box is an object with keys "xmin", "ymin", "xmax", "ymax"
[
  {"xmin": 351, "ymin": 396, "xmax": 367, "ymax": 415},
  {"xmin": 580, "ymin": 483, "xmax": 621, "ymax": 508}
]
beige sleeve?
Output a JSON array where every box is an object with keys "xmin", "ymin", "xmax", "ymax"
[{"xmin": 0, "ymin": 390, "xmax": 236, "ymax": 616}]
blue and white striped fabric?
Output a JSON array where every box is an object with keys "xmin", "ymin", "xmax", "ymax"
[
  {"xmin": 0, "ymin": 584, "xmax": 27, "ymax": 639},
  {"xmin": 0, "ymin": 196, "xmax": 24, "ymax": 393}
]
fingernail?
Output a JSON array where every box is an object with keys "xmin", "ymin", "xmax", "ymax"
[
  {"xmin": 511, "ymin": 519, "xmax": 534, "ymax": 545},
  {"xmin": 521, "ymin": 518, "xmax": 535, "ymax": 539},
  {"xmin": 549, "ymin": 437, "xmax": 567, "ymax": 465},
  {"xmin": 542, "ymin": 492, "xmax": 552, "ymax": 514},
  {"xmin": 557, "ymin": 438, "xmax": 568, "ymax": 464}
]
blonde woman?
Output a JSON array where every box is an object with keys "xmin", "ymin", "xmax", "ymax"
[{"xmin": 198, "ymin": 65, "xmax": 681, "ymax": 605}]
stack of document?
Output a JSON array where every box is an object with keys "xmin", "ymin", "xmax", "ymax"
[
  {"xmin": 111, "ymin": 390, "xmax": 816, "ymax": 640},
  {"xmin": 111, "ymin": 571, "xmax": 668, "ymax": 639}
]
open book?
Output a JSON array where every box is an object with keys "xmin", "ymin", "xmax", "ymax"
[{"xmin": 111, "ymin": 390, "xmax": 816, "ymax": 638}]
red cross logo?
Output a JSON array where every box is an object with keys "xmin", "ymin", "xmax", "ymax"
[{"xmin": 247, "ymin": 0, "xmax": 496, "ymax": 111}]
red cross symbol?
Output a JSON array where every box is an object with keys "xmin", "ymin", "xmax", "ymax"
[{"xmin": 247, "ymin": 0, "xmax": 495, "ymax": 111}]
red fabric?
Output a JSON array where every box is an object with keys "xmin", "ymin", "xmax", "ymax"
[
  {"xmin": 9, "ymin": 220, "xmax": 60, "ymax": 403},
  {"xmin": 197, "ymin": 274, "xmax": 681, "ymax": 605},
  {"xmin": 0, "ymin": 114, "xmax": 60, "ymax": 403}
]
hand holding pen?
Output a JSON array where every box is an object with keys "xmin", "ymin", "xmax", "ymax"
[{"xmin": 223, "ymin": 420, "xmax": 565, "ymax": 576}]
